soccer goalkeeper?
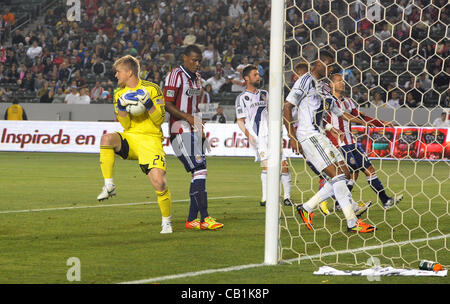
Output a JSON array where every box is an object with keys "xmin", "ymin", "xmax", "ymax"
[{"xmin": 97, "ymin": 55, "xmax": 173, "ymax": 234}]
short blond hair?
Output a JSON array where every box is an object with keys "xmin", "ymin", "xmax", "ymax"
[{"xmin": 113, "ymin": 55, "xmax": 140, "ymax": 77}]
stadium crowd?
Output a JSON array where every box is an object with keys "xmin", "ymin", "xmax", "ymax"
[
  {"xmin": 0, "ymin": 0, "xmax": 272, "ymax": 105},
  {"xmin": 286, "ymin": 0, "xmax": 449, "ymax": 108},
  {"xmin": 0, "ymin": 0, "xmax": 448, "ymax": 109}
]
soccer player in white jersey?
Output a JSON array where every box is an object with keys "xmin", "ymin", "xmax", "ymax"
[
  {"xmin": 319, "ymin": 73, "xmax": 403, "ymax": 214},
  {"xmin": 236, "ymin": 65, "xmax": 293, "ymax": 207},
  {"xmin": 285, "ymin": 63, "xmax": 370, "ymax": 217},
  {"xmin": 289, "ymin": 62, "xmax": 309, "ymax": 132},
  {"xmin": 283, "ymin": 50, "xmax": 377, "ymax": 233}
]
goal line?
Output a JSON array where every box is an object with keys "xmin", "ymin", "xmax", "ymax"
[{"xmin": 118, "ymin": 233, "xmax": 450, "ymax": 284}]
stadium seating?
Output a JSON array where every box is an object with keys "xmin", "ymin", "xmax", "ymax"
[{"xmin": 0, "ymin": 0, "xmax": 448, "ymax": 111}]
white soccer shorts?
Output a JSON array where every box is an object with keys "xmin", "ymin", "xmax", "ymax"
[{"xmin": 300, "ymin": 133, "xmax": 344, "ymax": 172}]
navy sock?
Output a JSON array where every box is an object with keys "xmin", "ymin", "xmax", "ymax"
[
  {"xmin": 189, "ymin": 177, "xmax": 209, "ymax": 222},
  {"xmin": 202, "ymin": 190, "xmax": 209, "ymax": 220},
  {"xmin": 187, "ymin": 182, "xmax": 199, "ymax": 222},
  {"xmin": 367, "ymin": 175, "xmax": 389, "ymax": 204}
]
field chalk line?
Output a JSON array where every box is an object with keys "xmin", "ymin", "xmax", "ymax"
[
  {"xmin": 118, "ymin": 233, "xmax": 450, "ymax": 284},
  {"xmin": 0, "ymin": 195, "xmax": 247, "ymax": 214}
]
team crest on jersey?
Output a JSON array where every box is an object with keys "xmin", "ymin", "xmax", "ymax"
[
  {"xmin": 260, "ymin": 151, "xmax": 265, "ymax": 159},
  {"xmin": 195, "ymin": 154, "xmax": 202, "ymax": 162},
  {"xmin": 324, "ymin": 97, "xmax": 333, "ymax": 111},
  {"xmin": 350, "ymin": 157, "xmax": 356, "ymax": 165},
  {"xmin": 244, "ymin": 95, "xmax": 250, "ymax": 101},
  {"xmin": 260, "ymin": 92, "xmax": 267, "ymax": 101},
  {"xmin": 155, "ymin": 98, "xmax": 163, "ymax": 104},
  {"xmin": 329, "ymin": 151, "xmax": 335, "ymax": 158}
]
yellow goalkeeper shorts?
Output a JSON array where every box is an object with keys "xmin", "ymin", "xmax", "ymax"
[{"xmin": 116, "ymin": 132, "xmax": 166, "ymax": 174}]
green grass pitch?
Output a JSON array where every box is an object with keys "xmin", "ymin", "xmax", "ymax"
[{"xmin": 0, "ymin": 152, "xmax": 448, "ymax": 284}]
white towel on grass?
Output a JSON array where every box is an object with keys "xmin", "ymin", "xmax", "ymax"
[{"xmin": 314, "ymin": 266, "xmax": 447, "ymax": 277}]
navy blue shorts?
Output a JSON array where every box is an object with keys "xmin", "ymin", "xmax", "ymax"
[
  {"xmin": 170, "ymin": 132, "xmax": 207, "ymax": 173},
  {"xmin": 339, "ymin": 143, "xmax": 372, "ymax": 172}
]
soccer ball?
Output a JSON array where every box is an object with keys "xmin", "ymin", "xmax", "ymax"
[
  {"xmin": 120, "ymin": 88, "xmax": 149, "ymax": 116},
  {"xmin": 126, "ymin": 101, "xmax": 147, "ymax": 116}
]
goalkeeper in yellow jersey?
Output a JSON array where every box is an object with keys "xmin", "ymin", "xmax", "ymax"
[{"xmin": 97, "ymin": 55, "xmax": 173, "ymax": 234}]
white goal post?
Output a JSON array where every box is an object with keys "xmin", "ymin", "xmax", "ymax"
[
  {"xmin": 265, "ymin": 0, "xmax": 285, "ymax": 265},
  {"xmin": 265, "ymin": 0, "xmax": 449, "ymax": 268}
]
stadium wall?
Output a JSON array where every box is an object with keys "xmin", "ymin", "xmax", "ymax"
[
  {"xmin": 1, "ymin": 120, "xmax": 448, "ymax": 161},
  {"xmin": 0, "ymin": 103, "xmax": 448, "ymax": 126}
]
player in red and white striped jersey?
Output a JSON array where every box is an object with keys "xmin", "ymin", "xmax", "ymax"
[
  {"xmin": 164, "ymin": 44, "xmax": 223, "ymax": 230},
  {"xmin": 320, "ymin": 73, "xmax": 402, "ymax": 213},
  {"xmin": 164, "ymin": 61, "xmax": 202, "ymax": 135}
]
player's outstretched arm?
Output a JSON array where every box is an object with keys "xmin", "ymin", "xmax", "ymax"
[
  {"xmin": 351, "ymin": 108, "xmax": 393, "ymax": 128},
  {"xmin": 341, "ymin": 112, "xmax": 375, "ymax": 128}
]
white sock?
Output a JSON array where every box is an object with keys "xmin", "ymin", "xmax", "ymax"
[
  {"xmin": 261, "ymin": 170, "xmax": 267, "ymax": 202},
  {"xmin": 162, "ymin": 216, "xmax": 172, "ymax": 224},
  {"xmin": 105, "ymin": 178, "xmax": 114, "ymax": 187},
  {"xmin": 303, "ymin": 181, "xmax": 334, "ymax": 213},
  {"xmin": 341, "ymin": 205, "xmax": 357, "ymax": 228},
  {"xmin": 332, "ymin": 175, "xmax": 357, "ymax": 228},
  {"xmin": 352, "ymin": 199, "xmax": 359, "ymax": 212},
  {"xmin": 281, "ymin": 172, "xmax": 291, "ymax": 200}
]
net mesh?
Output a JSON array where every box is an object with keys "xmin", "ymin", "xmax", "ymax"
[{"xmin": 280, "ymin": 0, "xmax": 449, "ymax": 269}]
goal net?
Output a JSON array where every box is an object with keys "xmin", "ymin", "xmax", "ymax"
[{"xmin": 275, "ymin": 0, "xmax": 449, "ymax": 269}]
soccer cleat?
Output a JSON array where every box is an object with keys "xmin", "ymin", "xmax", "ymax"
[
  {"xmin": 355, "ymin": 201, "xmax": 372, "ymax": 218},
  {"xmin": 347, "ymin": 219, "xmax": 376, "ymax": 233},
  {"xmin": 97, "ymin": 184, "xmax": 116, "ymax": 201},
  {"xmin": 283, "ymin": 198, "xmax": 294, "ymax": 206},
  {"xmin": 185, "ymin": 218, "xmax": 201, "ymax": 230},
  {"xmin": 319, "ymin": 201, "xmax": 330, "ymax": 216},
  {"xmin": 160, "ymin": 221, "xmax": 173, "ymax": 234},
  {"xmin": 260, "ymin": 201, "xmax": 266, "ymax": 207},
  {"xmin": 200, "ymin": 216, "xmax": 224, "ymax": 230},
  {"xmin": 383, "ymin": 194, "xmax": 403, "ymax": 210},
  {"xmin": 296, "ymin": 204, "xmax": 315, "ymax": 230}
]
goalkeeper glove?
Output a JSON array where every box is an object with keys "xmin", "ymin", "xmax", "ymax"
[
  {"xmin": 142, "ymin": 97, "xmax": 154, "ymax": 111},
  {"xmin": 117, "ymin": 93, "xmax": 138, "ymax": 111},
  {"xmin": 134, "ymin": 89, "xmax": 154, "ymax": 111}
]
